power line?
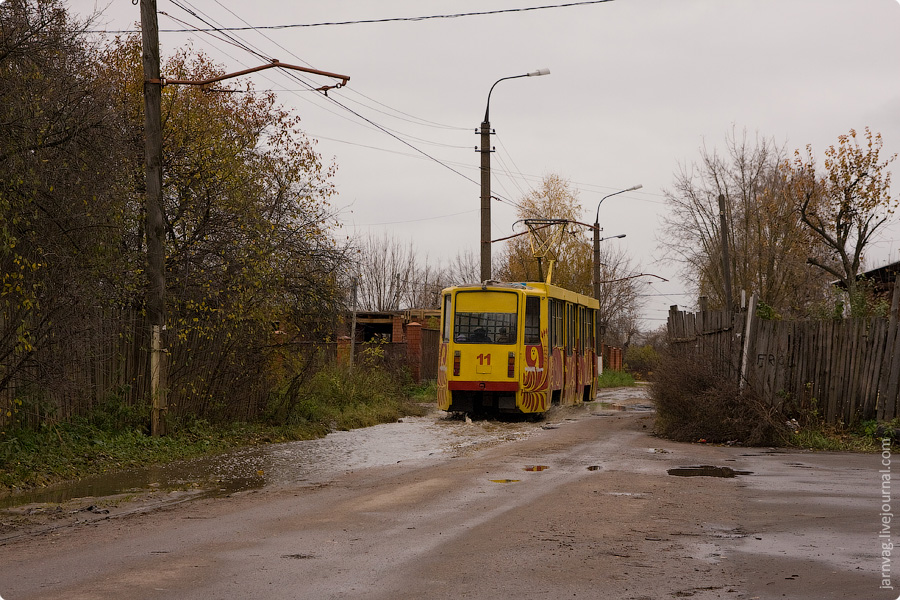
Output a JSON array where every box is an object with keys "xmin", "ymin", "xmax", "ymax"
[
  {"xmin": 147, "ymin": 2, "xmax": 617, "ymax": 32},
  {"xmin": 152, "ymin": 2, "xmax": 619, "ymax": 229},
  {"xmin": 342, "ymin": 89, "xmax": 469, "ymax": 131},
  {"xmin": 352, "ymin": 209, "xmax": 478, "ymax": 227},
  {"xmin": 203, "ymin": 0, "xmax": 470, "ymax": 133}
]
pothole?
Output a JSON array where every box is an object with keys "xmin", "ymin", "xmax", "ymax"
[{"xmin": 667, "ymin": 465, "xmax": 752, "ymax": 478}]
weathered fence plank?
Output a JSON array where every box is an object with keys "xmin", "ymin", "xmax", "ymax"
[{"xmin": 667, "ymin": 298, "xmax": 900, "ymax": 424}]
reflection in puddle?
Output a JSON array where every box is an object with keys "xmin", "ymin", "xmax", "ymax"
[
  {"xmin": 587, "ymin": 465, "xmax": 602, "ymax": 471},
  {"xmin": 0, "ymin": 453, "xmax": 266, "ymax": 509},
  {"xmin": 667, "ymin": 465, "xmax": 753, "ymax": 478},
  {"xmin": 523, "ymin": 465, "xmax": 549, "ymax": 472},
  {"xmin": 1, "ymin": 414, "xmax": 544, "ymax": 509}
]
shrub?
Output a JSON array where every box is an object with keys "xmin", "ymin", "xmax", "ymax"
[
  {"xmin": 264, "ymin": 361, "xmax": 426, "ymax": 430},
  {"xmin": 651, "ymin": 347, "xmax": 785, "ymax": 446},
  {"xmin": 624, "ymin": 344, "xmax": 659, "ymax": 380}
]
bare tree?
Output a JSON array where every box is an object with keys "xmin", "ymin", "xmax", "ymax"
[
  {"xmin": 661, "ymin": 128, "xmax": 832, "ymax": 315},
  {"xmin": 595, "ymin": 243, "xmax": 644, "ymax": 351},
  {"xmin": 354, "ymin": 233, "xmax": 419, "ymax": 311},
  {"xmin": 443, "ymin": 248, "xmax": 481, "ymax": 286}
]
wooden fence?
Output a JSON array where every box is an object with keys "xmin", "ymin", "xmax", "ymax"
[
  {"xmin": 667, "ymin": 284, "xmax": 900, "ymax": 423},
  {"xmin": 1, "ymin": 302, "xmax": 444, "ymax": 428},
  {"xmin": 421, "ymin": 329, "xmax": 439, "ymax": 381}
]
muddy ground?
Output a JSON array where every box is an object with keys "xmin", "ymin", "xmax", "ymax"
[{"xmin": 0, "ymin": 387, "xmax": 891, "ymax": 599}]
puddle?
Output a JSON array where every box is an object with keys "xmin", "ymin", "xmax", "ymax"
[
  {"xmin": 0, "ymin": 461, "xmax": 262, "ymax": 510},
  {"xmin": 1, "ymin": 414, "xmax": 546, "ymax": 509},
  {"xmin": 490, "ymin": 479, "xmax": 520, "ymax": 483},
  {"xmin": 667, "ymin": 465, "xmax": 753, "ymax": 478},
  {"xmin": 523, "ymin": 465, "xmax": 549, "ymax": 472},
  {"xmin": 595, "ymin": 403, "xmax": 655, "ymax": 413},
  {"xmin": 587, "ymin": 465, "xmax": 603, "ymax": 471}
]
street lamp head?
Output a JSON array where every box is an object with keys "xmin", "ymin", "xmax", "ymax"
[
  {"xmin": 479, "ymin": 68, "xmax": 551, "ymax": 282},
  {"xmin": 594, "ymin": 184, "xmax": 643, "ymax": 223}
]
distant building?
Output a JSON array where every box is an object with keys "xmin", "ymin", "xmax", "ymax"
[{"xmin": 834, "ymin": 260, "xmax": 900, "ymax": 299}]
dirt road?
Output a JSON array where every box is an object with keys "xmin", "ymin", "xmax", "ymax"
[{"xmin": 0, "ymin": 388, "xmax": 889, "ymax": 599}]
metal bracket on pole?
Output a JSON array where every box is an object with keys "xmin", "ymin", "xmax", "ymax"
[{"xmin": 151, "ymin": 60, "xmax": 350, "ymax": 92}]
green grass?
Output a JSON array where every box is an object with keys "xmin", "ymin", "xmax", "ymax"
[
  {"xmin": 0, "ymin": 419, "xmax": 314, "ymax": 491},
  {"xmin": 786, "ymin": 419, "xmax": 888, "ymax": 452},
  {"xmin": 596, "ymin": 370, "xmax": 636, "ymax": 388},
  {"xmin": 0, "ymin": 364, "xmax": 430, "ymax": 493}
]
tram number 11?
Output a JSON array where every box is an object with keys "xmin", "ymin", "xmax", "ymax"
[{"xmin": 476, "ymin": 353, "xmax": 491, "ymax": 365}]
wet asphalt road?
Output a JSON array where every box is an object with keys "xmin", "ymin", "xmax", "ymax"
[{"xmin": 0, "ymin": 388, "xmax": 891, "ymax": 599}]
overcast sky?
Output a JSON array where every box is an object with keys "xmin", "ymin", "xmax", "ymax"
[{"xmin": 69, "ymin": 0, "xmax": 900, "ymax": 328}]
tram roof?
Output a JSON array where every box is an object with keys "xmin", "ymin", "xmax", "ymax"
[{"xmin": 442, "ymin": 281, "xmax": 598, "ymax": 309}]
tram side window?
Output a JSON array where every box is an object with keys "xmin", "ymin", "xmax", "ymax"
[
  {"xmin": 442, "ymin": 294, "xmax": 452, "ymax": 342},
  {"xmin": 566, "ymin": 303, "xmax": 575, "ymax": 355},
  {"xmin": 587, "ymin": 309, "xmax": 596, "ymax": 349},
  {"xmin": 524, "ymin": 296, "xmax": 541, "ymax": 344},
  {"xmin": 578, "ymin": 306, "xmax": 585, "ymax": 354},
  {"xmin": 549, "ymin": 299, "xmax": 563, "ymax": 348}
]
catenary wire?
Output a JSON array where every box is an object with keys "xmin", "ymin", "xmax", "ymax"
[
  {"xmin": 148, "ymin": 2, "xmax": 618, "ymax": 32},
  {"xmin": 159, "ymin": 2, "xmax": 640, "ymax": 226}
]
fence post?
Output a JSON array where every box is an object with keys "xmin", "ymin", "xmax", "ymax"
[
  {"xmin": 150, "ymin": 324, "xmax": 167, "ymax": 436},
  {"xmin": 739, "ymin": 293, "xmax": 757, "ymax": 389},
  {"xmin": 880, "ymin": 275, "xmax": 900, "ymax": 420},
  {"xmin": 337, "ymin": 336, "xmax": 352, "ymax": 366}
]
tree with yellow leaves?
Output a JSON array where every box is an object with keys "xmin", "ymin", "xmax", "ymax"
[
  {"xmin": 789, "ymin": 127, "xmax": 897, "ymax": 313},
  {"xmin": 496, "ymin": 174, "xmax": 592, "ymax": 293},
  {"xmin": 496, "ymin": 174, "xmax": 642, "ymax": 348}
]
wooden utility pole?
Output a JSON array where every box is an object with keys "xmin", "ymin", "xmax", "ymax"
[
  {"xmin": 718, "ymin": 194, "xmax": 733, "ymax": 315},
  {"xmin": 140, "ymin": 0, "xmax": 167, "ymax": 436}
]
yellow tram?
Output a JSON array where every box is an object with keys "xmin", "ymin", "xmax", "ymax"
[{"xmin": 436, "ymin": 281, "xmax": 599, "ymax": 414}]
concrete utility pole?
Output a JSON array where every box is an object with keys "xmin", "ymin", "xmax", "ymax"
[
  {"xmin": 478, "ymin": 69, "xmax": 550, "ymax": 282},
  {"xmin": 140, "ymin": 0, "xmax": 167, "ymax": 436},
  {"xmin": 592, "ymin": 185, "xmax": 640, "ymax": 377},
  {"xmin": 718, "ymin": 194, "xmax": 733, "ymax": 314}
]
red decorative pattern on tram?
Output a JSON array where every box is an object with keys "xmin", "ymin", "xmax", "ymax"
[
  {"xmin": 436, "ymin": 343, "xmax": 450, "ymax": 410},
  {"xmin": 549, "ymin": 347, "xmax": 564, "ymax": 391},
  {"xmin": 521, "ymin": 342, "xmax": 549, "ymax": 412},
  {"xmin": 564, "ymin": 353, "xmax": 578, "ymax": 405}
]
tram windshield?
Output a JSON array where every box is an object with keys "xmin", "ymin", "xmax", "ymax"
[{"xmin": 453, "ymin": 291, "xmax": 518, "ymax": 344}]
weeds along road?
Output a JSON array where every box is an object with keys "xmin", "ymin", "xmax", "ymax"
[{"xmin": 0, "ymin": 388, "xmax": 886, "ymax": 600}]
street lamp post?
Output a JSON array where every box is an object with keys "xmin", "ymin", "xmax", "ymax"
[
  {"xmin": 592, "ymin": 184, "xmax": 641, "ymax": 377},
  {"xmin": 479, "ymin": 68, "xmax": 550, "ymax": 282}
]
